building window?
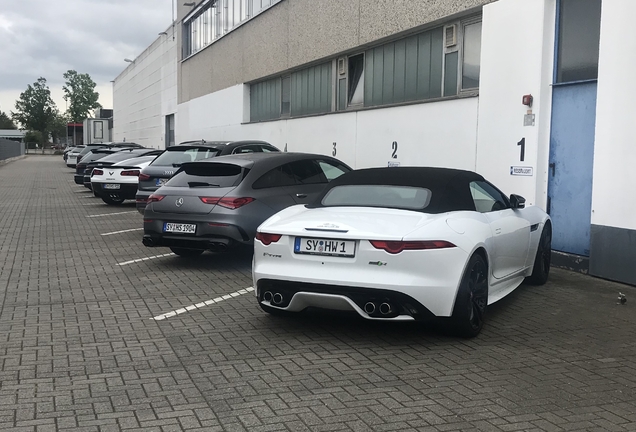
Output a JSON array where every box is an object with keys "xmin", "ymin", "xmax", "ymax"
[
  {"xmin": 183, "ymin": 0, "xmax": 282, "ymax": 58},
  {"xmin": 250, "ymin": 78, "xmax": 281, "ymax": 122},
  {"xmin": 165, "ymin": 114, "xmax": 175, "ymax": 147},
  {"xmin": 461, "ymin": 21, "xmax": 482, "ymax": 90},
  {"xmin": 348, "ymin": 54, "xmax": 364, "ymax": 106},
  {"xmin": 281, "ymin": 76, "xmax": 291, "ymax": 116},
  {"xmin": 290, "ymin": 62, "xmax": 332, "ymax": 117},
  {"xmin": 364, "ymin": 28, "xmax": 444, "ymax": 107},
  {"xmin": 556, "ymin": 0, "xmax": 602, "ymax": 83}
]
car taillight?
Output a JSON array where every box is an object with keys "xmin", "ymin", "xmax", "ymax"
[
  {"xmin": 255, "ymin": 232, "xmax": 282, "ymax": 245},
  {"xmin": 92, "ymin": 169, "xmax": 103, "ymax": 176},
  {"xmin": 147, "ymin": 194, "xmax": 165, "ymax": 203},
  {"xmin": 199, "ymin": 197, "xmax": 255, "ymax": 209},
  {"xmin": 121, "ymin": 170, "xmax": 140, "ymax": 176},
  {"xmin": 369, "ymin": 240, "xmax": 456, "ymax": 254},
  {"xmin": 139, "ymin": 173, "xmax": 151, "ymax": 181}
]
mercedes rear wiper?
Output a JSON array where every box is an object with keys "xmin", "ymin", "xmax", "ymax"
[{"xmin": 188, "ymin": 182, "xmax": 220, "ymax": 188}]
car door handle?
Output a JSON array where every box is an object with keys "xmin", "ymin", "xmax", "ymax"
[{"xmin": 296, "ymin": 193, "xmax": 308, "ymax": 199}]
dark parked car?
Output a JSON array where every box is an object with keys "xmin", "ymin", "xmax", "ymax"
[
  {"xmin": 82, "ymin": 148, "xmax": 162, "ymax": 189},
  {"xmin": 142, "ymin": 152, "xmax": 351, "ymax": 256},
  {"xmin": 135, "ymin": 140, "xmax": 279, "ymax": 214},
  {"xmin": 67, "ymin": 142, "xmax": 142, "ymax": 168},
  {"xmin": 74, "ymin": 149, "xmax": 123, "ymax": 185}
]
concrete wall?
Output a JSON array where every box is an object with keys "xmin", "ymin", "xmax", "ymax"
[
  {"xmin": 113, "ymin": 25, "xmax": 178, "ymax": 149},
  {"xmin": 591, "ymin": 0, "xmax": 636, "ymax": 232},
  {"xmin": 177, "ymin": 84, "xmax": 479, "ymax": 170},
  {"xmin": 177, "ymin": 0, "xmax": 496, "ymax": 104},
  {"xmin": 476, "ymin": 0, "xmax": 555, "ymax": 207},
  {"xmin": 589, "ymin": 0, "xmax": 636, "ymax": 285}
]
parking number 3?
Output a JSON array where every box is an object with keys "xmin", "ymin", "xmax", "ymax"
[
  {"xmin": 391, "ymin": 141, "xmax": 398, "ymax": 159},
  {"xmin": 332, "ymin": 142, "xmax": 337, "ymax": 157}
]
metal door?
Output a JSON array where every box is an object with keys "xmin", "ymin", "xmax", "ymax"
[{"xmin": 548, "ymin": 82, "xmax": 597, "ymax": 256}]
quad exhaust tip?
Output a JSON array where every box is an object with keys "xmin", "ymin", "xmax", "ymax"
[
  {"xmin": 379, "ymin": 302, "xmax": 393, "ymax": 315},
  {"xmin": 272, "ymin": 293, "xmax": 284, "ymax": 305},
  {"xmin": 364, "ymin": 302, "xmax": 376, "ymax": 314}
]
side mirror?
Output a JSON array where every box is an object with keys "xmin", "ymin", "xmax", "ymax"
[{"xmin": 510, "ymin": 194, "xmax": 526, "ymax": 209}]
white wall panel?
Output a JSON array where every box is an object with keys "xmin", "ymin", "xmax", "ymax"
[
  {"xmin": 178, "ymin": 85, "xmax": 479, "ymax": 171},
  {"xmin": 591, "ymin": 0, "xmax": 636, "ymax": 230},
  {"xmin": 113, "ymin": 27, "xmax": 178, "ymax": 149},
  {"xmin": 476, "ymin": 0, "xmax": 555, "ymax": 207}
]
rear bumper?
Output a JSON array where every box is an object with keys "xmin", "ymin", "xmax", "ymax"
[
  {"xmin": 73, "ymin": 174, "xmax": 84, "ymax": 185},
  {"xmin": 256, "ymin": 280, "xmax": 435, "ymax": 321},
  {"xmin": 253, "ymin": 239, "xmax": 469, "ymax": 317},
  {"xmin": 143, "ymin": 219, "xmax": 250, "ymax": 249},
  {"xmin": 92, "ymin": 182, "xmax": 138, "ymax": 199}
]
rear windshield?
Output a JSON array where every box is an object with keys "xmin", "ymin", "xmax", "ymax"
[
  {"xmin": 152, "ymin": 147, "xmax": 220, "ymax": 167},
  {"xmin": 321, "ymin": 185, "xmax": 432, "ymax": 210},
  {"xmin": 166, "ymin": 163, "xmax": 244, "ymax": 188}
]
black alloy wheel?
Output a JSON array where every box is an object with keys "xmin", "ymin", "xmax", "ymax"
[
  {"xmin": 169, "ymin": 247, "xmax": 204, "ymax": 257},
  {"xmin": 450, "ymin": 254, "xmax": 489, "ymax": 338},
  {"xmin": 527, "ymin": 223, "xmax": 552, "ymax": 285}
]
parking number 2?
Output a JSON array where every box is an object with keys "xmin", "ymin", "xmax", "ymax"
[
  {"xmin": 391, "ymin": 141, "xmax": 398, "ymax": 159},
  {"xmin": 332, "ymin": 142, "xmax": 337, "ymax": 157}
]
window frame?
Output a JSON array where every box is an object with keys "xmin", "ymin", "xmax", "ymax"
[
  {"xmin": 182, "ymin": 0, "xmax": 283, "ymax": 60},
  {"xmin": 469, "ymin": 180, "xmax": 511, "ymax": 213},
  {"xmin": 458, "ymin": 16, "xmax": 483, "ymax": 93}
]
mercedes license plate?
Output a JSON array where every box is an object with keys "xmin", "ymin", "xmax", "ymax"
[
  {"xmin": 163, "ymin": 223, "xmax": 196, "ymax": 234},
  {"xmin": 156, "ymin": 178, "xmax": 169, "ymax": 186},
  {"xmin": 103, "ymin": 183, "xmax": 120, "ymax": 189},
  {"xmin": 294, "ymin": 237, "xmax": 355, "ymax": 257}
]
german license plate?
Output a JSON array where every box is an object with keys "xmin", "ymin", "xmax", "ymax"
[
  {"xmin": 156, "ymin": 178, "xmax": 169, "ymax": 186},
  {"xmin": 103, "ymin": 183, "xmax": 120, "ymax": 189},
  {"xmin": 163, "ymin": 223, "xmax": 196, "ymax": 234},
  {"xmin": 294, "ymin": 237, "xmax": 355, "ymax": 257}
]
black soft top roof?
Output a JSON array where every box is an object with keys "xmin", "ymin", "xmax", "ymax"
[{"xmin": 314, "ymin": 167, "xmax": 484, "ymax": 213}]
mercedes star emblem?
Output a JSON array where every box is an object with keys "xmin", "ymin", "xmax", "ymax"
[{"xmin": 175, "ymin": 197, "xmax": 184, "ymax": 207}]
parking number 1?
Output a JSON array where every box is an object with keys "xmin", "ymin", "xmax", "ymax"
[{"xmin": 517, "ymin": 138, "xmax": 525, "ymax": 162}]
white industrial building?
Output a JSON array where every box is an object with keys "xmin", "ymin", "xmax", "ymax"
[{"xmin": 113, "ymin": 0, "xmax": 636, "ymax": 286}]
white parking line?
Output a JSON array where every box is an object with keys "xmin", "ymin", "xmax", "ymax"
[
  {"xmin": 152, "ymin": 287, "xmax": 255, "ymax": 321},
  {"xmin": 117, "ymin": 253, "xmax": 175, "ymax": 266},
  {"xmin": 87, "ymin": 211, "xmax": 137, "ymax": 218},
  {"xmin": 101, "ymin": 228, "xmax": 143, "ymax": 236}
]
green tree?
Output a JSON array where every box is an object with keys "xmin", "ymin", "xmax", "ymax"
[
  {"xmin": 63, "ymin": 70, "xmax": 101, "ymax": 122},
  {"xmin": 0, "ymin": 109, "xmax": 17, "ymax": 129},
  {"xmin": 11, "ymin": 77, "xmax": 56, "ymax": 143},
  {"xmin": 23, "ymin": 130, "xmax": 43, "ymax": 149},
  {"xmin": 49, "ymin": 110, "xmax": 68, "ymax": 144}
]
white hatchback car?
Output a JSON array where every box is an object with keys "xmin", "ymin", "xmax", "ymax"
[{"xmin": 91, "ymin": 155, "xmax": 157, "ymax": 205}]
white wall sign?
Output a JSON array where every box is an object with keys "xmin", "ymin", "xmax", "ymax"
[{"xmin": 510, "ymin": 166, "xmax": 533, "ymax": 176}]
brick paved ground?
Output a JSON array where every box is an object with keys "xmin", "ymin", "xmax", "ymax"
[{"xmin": 0, "ymin": 155, "xmax": 634, "ymax": 431}]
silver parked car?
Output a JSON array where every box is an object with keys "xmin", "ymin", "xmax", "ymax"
[{"xmin": 142, "ymin": 152, "xmax": 351, "ymax": 257}]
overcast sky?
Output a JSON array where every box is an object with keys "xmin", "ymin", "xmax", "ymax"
[{"xmin": 0, "ymin": 0, "xmax": 173, "ymax": 118}]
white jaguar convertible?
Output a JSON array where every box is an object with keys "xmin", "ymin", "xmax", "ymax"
[{"xmin": 253, "ymin": 167, "xmax": 551, "ymax": 337}]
